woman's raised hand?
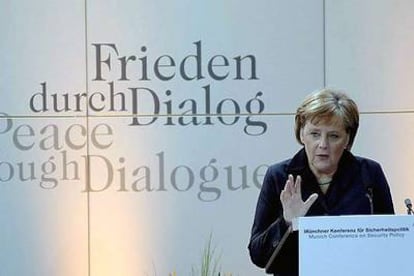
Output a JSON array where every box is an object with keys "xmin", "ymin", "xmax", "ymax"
[{"xmin": 280, "ymin": 174, "xmax": 318, "ymax": 225}]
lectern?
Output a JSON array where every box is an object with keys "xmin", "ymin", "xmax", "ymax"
[{"xmin": 298, "ymin": 215, "xmax": 414, "ymax": 276}]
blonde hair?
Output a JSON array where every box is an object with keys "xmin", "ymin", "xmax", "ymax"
[{"xmin": 294, "ymin": 89, "xmax": 359, "ymax": 149}]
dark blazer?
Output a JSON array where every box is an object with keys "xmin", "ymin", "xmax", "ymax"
[{"xmin": 248, "ymin": 148, "xmax": 395, "ymax": 276}]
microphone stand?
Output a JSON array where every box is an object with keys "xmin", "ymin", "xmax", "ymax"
[
  {"xmin": 407, "ymin": 205, "xmax": 414, "ymax": 215},
  {"xmin": 405, "ymin": 199, "xmax": 414, "ymax": 215},
  {"xmin": 365, "ymin": 188, "xmax": 374, "ymax": 215}
]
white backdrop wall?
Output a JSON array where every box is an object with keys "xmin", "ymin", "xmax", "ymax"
[{"xmin": 1, "ymin": 0, "xmax": 413, "ymax": 275}]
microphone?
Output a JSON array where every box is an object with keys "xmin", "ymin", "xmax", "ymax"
[
  {"xmin": 365, "ymin": 188, "xmax": 374, "ymax": 214},
  {"xmin": 405, "ymin": 198, "xmax": 413, "ymax": 215}
]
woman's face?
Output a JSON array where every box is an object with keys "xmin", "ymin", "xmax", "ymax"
[{"xmin": 300, "ymin": 117, "xmax": 350, "ymax": 178}]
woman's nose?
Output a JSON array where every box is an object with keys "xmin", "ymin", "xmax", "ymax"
[{"xmin": 318, "ymin": 135, "xmax": 328, "ymax": 148}]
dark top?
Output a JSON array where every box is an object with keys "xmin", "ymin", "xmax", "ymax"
[{"xmin": 248, "ymin": 148, "xmax": 395, "ymax": 276}]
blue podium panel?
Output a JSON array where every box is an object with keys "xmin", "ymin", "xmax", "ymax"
[{"xmin": 299, "ymin": 215, "xmax": 414, "ymax": 276}]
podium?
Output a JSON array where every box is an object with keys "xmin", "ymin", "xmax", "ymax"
[{"xmin": 298, "ymin": 215, "xmax": 414, "ymax": 276}]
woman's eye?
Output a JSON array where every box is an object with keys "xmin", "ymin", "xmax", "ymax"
[
  {"xmin": 310, "ymin": 132, "xmax": 320, "ymax": 137},
  {"xmin": 329, "ymin": 134, "xmax": 339, "ymax": 139}
]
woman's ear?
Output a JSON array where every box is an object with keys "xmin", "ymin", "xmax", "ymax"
[
  {"xmin": 300, "ymin": 128, "xmax": 305, "ymax": 143},
  {"xmin": 345, "ymin": 133, "xmax": 351, "ymax": 149}
]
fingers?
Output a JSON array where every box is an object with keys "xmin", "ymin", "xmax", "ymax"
[
  {"xmin": 280, "ymin": 175, "xmax": 293, "ymax": 205},
  {"xmin": 281, "ymin": 176, "xmax": 318, "ymax": 222},
  {"xmin": 282, "ymin": 174, "xmax": 294, "ymax": 197},
  {"xmin": 295, "ymin": 175, "xmax": 301, "ymax": 194},
  {"xmin": 303, "ymin": 193, "xmax": 319, "ymax": 214},
  {"xmin": 280, "ymin": 174, "xmax": 302, "ymax": 205},
  {"xmin": 283, "ymin": 174, "xmax": 301, "ymax": 195},
  {"xmin": 280, "ymin": 188, "xmax": 288, "ymax": 203}
]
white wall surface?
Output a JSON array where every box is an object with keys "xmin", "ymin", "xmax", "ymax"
[{"xmin": 0, "ymin": 0, "xmax": 413, "ymax": 275}]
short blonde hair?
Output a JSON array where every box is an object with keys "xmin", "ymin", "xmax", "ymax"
[{"xmin": 294, "ymin": 89, "xmax": 359, "ymax": 149}]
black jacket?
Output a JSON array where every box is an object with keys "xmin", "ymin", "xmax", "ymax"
[{"xmin": 248, "ymin": 148, "xmax": 395, "ymax": 276}]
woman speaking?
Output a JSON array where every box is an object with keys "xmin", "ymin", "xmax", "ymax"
[{"xmin": 248, "ymin": 89, "xmax": 394, "ymax": 276}]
